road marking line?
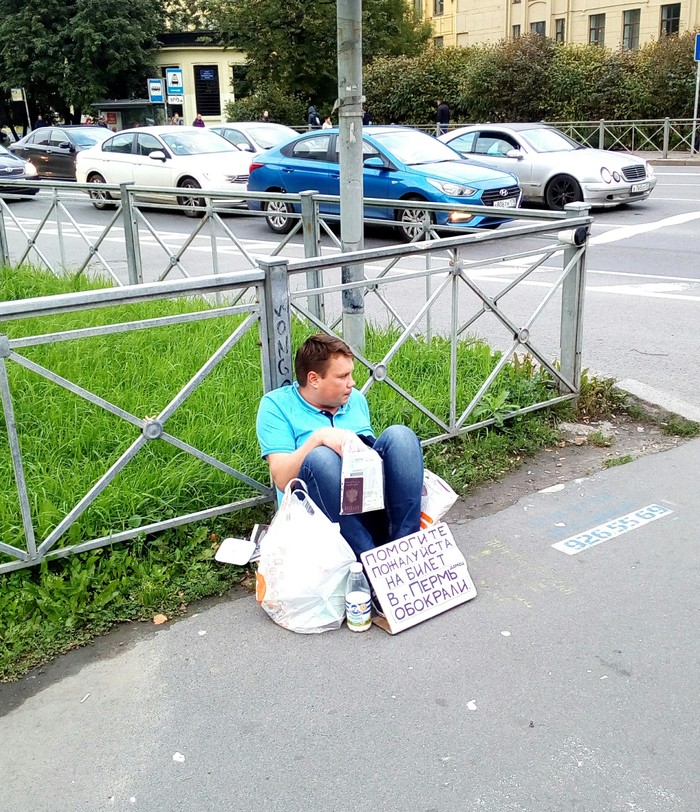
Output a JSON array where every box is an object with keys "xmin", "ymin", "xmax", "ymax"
[
  {"xmin": 588, "ymin": 210, "xmax": 700, "ymax": 245},
  {"xmin": 552, "ymin": 504, "xmax": 673, "ymax": 555}
]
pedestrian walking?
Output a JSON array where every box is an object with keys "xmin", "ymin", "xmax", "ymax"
[
  {"xmin": 307, "ymin": 105, "xmax": 321, "ymax": 131},
  {"xmin": 436, "ymin": 100, "xmax": 450, "ymax": 136},
  {"xmin": 33, "ymin": 114, "xmax": 48, "ymax": 129},
  {"xmin": 171, "ymin": 113, "xmax": 183, "ymax": 125},
  {"xmin": 192, "ymin": 113, "xmax": 205, "ymax": 128},
  {"xmin": 261, "ymin": 110, "xmax": 271, "ymax": 122},
  {"xmin": 321, "ymin": 115, "xmax": 333, "ymax": 129}
]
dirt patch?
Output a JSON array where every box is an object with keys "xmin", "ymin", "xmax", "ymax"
[{"xmin": 447, "ymin": 411, "xmax": 689, "ymax": 524}]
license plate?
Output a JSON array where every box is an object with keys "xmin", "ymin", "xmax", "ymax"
[
  {"xmin": 631, "ymin": 181, "xmax": 650, "ymax": 193},
  {"xmin": 492, "ymin": 197, "xmax": 517, "ymax": 208}
]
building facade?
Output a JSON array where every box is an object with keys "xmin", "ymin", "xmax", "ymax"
[
  {"xmin": 154, "ymin": 32, "xmax": 246, "ymax": 125},
  {"xmin": 420, "ymin": 0, "xmax": 700, "ymax": 50}
]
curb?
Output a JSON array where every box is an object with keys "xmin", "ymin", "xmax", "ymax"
[{"xmin": 614, "ymin": 378, "xmax": 700, "ymax": 424}]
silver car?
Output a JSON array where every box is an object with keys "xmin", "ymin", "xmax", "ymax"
[
  {"xmin": 210, "ymin": 122, "xmax": 297, "ymax": 157},
  {"xmin": 439, "ymin": 123, "xmax": 657, "ymax": 211}
]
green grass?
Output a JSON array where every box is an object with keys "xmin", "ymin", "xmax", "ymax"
[
  {"xmin": 603, "ymin": 454, "xmax": 634, "ymax": 469},
  {"xmin": 0, "ymin": 266, "xmax": 575, "ymax": 680}
]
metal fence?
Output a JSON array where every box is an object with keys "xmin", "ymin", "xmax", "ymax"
[
  {"xmin": 0, "ymin": 184, "xmax": 592, "ymax": 573},
  {"xmin": 412, "ymin": 118, "xmax": 697, "ymax": 157}
]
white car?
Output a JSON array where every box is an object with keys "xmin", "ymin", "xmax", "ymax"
[
  {"xmin": 439, "ymin": 123, "xmax": 657, "ymax": 211},
  {"xmin": 210, "ymin": 122, "xmax": 297, "ymax": 157},
  {"xmin": 75, "ymin": 126, "xmax": 253, "ymax": 216}
]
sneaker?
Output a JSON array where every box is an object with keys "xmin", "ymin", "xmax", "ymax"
[{"xmin": 370, "ymin": 588, "xmax": 385, "ymax": 618}]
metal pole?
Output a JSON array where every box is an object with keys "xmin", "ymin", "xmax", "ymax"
[
  {"xmin": 120, "ymin": 183, "xmax": 142, "ymax": 285},
  {"xmin": 337, "ymin": 0, "xmax": 365, "ymax": 350},
  {"xmin": 258, "ymin": 257, "xmax": 293, "ymax": 392},
  {"xmin": 300, "ymin": 190, "xmax": 325, "ymax": 321},
  {"xmin": 559, "ymin": 202, "xmax": 590, "ymax": 396},
  {"xmin": 0, "ymin": 203, "xmax": 10, "ymax": 266},
  {"xmin": 691, "ymin": 63, "xmax": 700, "ymax": 156},
  {"xmin": 598, "ymin": 119, "xmax": 605, "ymax": 149},
  {"xmin": 53, "ymin": 188, "xmax": 66, "ymax": 271},
  {"xmin": 663, "ymin": 117, "xmax": 670, "ymax": 158}
]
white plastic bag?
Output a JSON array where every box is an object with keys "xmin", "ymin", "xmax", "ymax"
[
  {"xmin": 256, "ymin": 479, "xmax": 357, "ymax": 634},
  {"xmin": 420, "ymin": 469, "xmax": 459, "ymax": 528},
  {"xmin": 340, "ymin": 434, "xmax": 384, "ymax": 515}
]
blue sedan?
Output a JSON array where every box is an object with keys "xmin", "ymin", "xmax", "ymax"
[{"xmin": 247, "ymin": 126, "xmax": 521, "ymax": 240}]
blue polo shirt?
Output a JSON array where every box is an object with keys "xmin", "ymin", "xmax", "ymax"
[{"xmin": 256, "ymin": 383, "xmax": 374, "ymax": 459}]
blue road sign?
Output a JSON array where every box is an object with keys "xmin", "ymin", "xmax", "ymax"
[
  {"xmin": 695, "ymin": 33, "xmax": 700, "ymax": 61},
  {"xmin": 148, "ymin": 79, "xmax": 164, "ymax": 104},
  {"xmin": 166, "ymin": 68, "xmax": 184, "ymax": 96}
]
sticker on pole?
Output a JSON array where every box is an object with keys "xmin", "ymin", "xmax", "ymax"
[
  {"xmin": 552, "ymin": 503, "xmax": 672, "ymax": 555},
  {"xmin": 360, "ymin": 522, "xmax": 476, "ymax": 635}
]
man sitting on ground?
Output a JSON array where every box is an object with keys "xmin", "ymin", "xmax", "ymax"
[{"xmin": 256, "ymin": 333, "xmax": 424, "ymax": 557}]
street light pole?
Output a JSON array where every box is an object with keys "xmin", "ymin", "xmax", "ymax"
[{"xmin": 336, "ymin": 0, "xmax": 365, "ymax": 350}]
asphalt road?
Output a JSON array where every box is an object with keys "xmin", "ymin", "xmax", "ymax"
[{"xmin": 2, "ymin": 165, "xmax": 699, "ymax": 409}]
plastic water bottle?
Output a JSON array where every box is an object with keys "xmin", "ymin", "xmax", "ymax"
[{"xmin": 346, "ymin": 562, "xmax": 371, "ymax": 632}]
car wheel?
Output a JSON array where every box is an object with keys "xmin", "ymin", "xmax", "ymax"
[
  {"xmin": 395, "ymin": 197, "xmax": 434, "ymax": 242},
  {"xmin": 177, "ymin": 178, "xmax": 205, "ymax": 218},
  {"xmin": 263, "ymin": 199, "xmax": 295, "ymax": 234},
  {"xmin": 87, "ymin": 173, "xmax": 116, "ymax": 210},
  {"xmin": 545, "ymin": 174, "xmax": 583, "ymax": 211}
]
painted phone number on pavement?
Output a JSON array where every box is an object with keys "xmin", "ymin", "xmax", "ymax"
[{"xmin": 552, "ymin": 503, "xmax": 673, "ymax": 555}]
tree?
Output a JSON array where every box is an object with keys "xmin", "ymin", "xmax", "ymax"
[
  {"xmin": 205, "ymin": 0, "xmax": 431, "ymax": 110},
  {"xmin": 0, "ymin": 0, "xmax": 163, "ymax": 121}
]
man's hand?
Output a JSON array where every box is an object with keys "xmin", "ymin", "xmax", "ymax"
[{"xmin": 315, "ymin": 427, "xmax": 356, "ymax": 456}]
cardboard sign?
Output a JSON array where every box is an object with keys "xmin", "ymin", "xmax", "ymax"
[{"xmin": 360, "ymin": 522, "xmax": 476, "ymax": 634}]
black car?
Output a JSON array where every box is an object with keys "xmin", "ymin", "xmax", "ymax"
[
  {"xmin": 9, "ymin": 125, "xmax": 110, "ymax": 180},
  {"xmin": 0, "ymin": 145, "xmax": 39, "ymax": 196}
]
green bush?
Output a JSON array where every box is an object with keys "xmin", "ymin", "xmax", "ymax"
[{"xmin": 363, "ymin": 32, "xmax": 700, "ymax": 126}]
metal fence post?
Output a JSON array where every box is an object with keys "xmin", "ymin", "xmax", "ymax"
[
  {"xmin": 662, "ymin": 117, "xmax": 670, "ymax": 158},
  {"xmin": 53, "ymin": 187, "xmax": 66, "ymax": 271},
  {"xmin": 258, "ymin": 257, "xmax": 293, "ymax": 392},
  {"xmin": 300, "ymin": 191, "xmax": 325, "ymax": 322},
  {"xmin": 598, "ymin": 119, "xmax": 605, "ymax": 149},
  {"xmin": 120, "ymin": 183, "xmax": 142, "ymax": 285},
  {"xmin": 559, "ymin": 203, "xmax": 590, "ymax": 396},
  {"xmin": 0, "ymin": 203, "xmax": 10, "ymax": 266}
]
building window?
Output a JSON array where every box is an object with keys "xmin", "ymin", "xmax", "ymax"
[
  {"xmin": 512, "ymin": 24, "xmax": 521, "ymax": 38},
  {"xmin": 512, "ymin": 0, "xmax": 521, "ymax": 4},
  {"xmin": 530, "ymin": 21, "xmax": 545, "ymax": 35},
  {"xmin": 622, "ymin": 9, "xmax": 641, "ymax": 49},
  {"xmin": 414, "ymin": 0, "xmax": 423, "ymax": 16},
  {"xmin": 555, "ymin": 18, "xmax": 565, "ymax": 43},
  {"xmin": 193, "ymin": 65, "xmax": 221, "ymax": 117},
  {"xmin": 433, "ymin": 0, "xmax": 444, "ymax": 16},
  {"xmin": 434, "ymin": 36, "xmax": 444, "ymax": 48},
  {"xmin": 589, "ymin": 13, "xmax": 605, "ymax": 46},
  {"xmin": 660, "ymin": 3, "xmax": 681, "ymax": 36}
]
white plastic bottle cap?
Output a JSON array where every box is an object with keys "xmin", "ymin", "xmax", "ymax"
[{"xmin": 349, "ymin": 562, "xmax": 363, "ymax": 573}]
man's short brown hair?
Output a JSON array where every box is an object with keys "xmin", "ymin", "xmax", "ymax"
[{"xmin": 295, "ymin": 333, "xmax": 353, "ymax": 386}]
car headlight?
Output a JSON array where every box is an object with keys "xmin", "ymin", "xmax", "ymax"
[
  {"xmin": 612, "ymin": 170, "xmax": 621, "ymax": 182},
  {"xmin": 600, "ymin": 167, "xmax": 612, "ymax": 184},
  {"xmin": 646, "ymin": 163, "xmax": 655, "ymax": 178},
  {"xmin": 427, "ymin": 178, "xmax": 477, "ymax": 197},
  {"xmin": 23, "ymin": 161, "xmax": 38, "ymax": 178}
]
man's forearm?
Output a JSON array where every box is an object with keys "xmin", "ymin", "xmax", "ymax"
[{"xmin": 267, "ymin": 427, "xmax": 352, "ymax": 491}]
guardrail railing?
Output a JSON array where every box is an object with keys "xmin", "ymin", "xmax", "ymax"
[{"xmin": 0, "ymin": 182, "xmax": 592, "ymax": 573}]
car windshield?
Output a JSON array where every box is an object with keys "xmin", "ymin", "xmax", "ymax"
[
  {"xmin": 244, "ymin": 124, "xmax": 297, "ymax": 149},
  {"xmin": 160, "ymin": 130, "xmax": 241, "ymax": 155},
  {"xmin": 70, "ymin": 129, "xmax": 111, "ymax": 148},
  {"xmin": 520, "ymin": 127, "xmax": 582, "ymax": 153},
  {"xmin": 371, "ymin": 130, "xmax": 461, "ymax": 165}
]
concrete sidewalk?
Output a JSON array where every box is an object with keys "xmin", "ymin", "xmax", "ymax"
[{"xmin": 1, "ymin": 436, "xmax": 698, "ymax": 812}]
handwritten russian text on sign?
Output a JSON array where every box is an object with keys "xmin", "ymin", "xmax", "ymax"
[
  {"xmin": 360, "ymin": 522, "xmax": 476, "ymax": 634},
  {"xmin": 551, "ymin": 503, "xmax": 672, "ymax": 556}
]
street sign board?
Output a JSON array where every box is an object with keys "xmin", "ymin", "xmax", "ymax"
[
  {"xmin": 695, "ymin": 32, "xmax": 700, "ymax": 61},
  {"xmin": 167, "ymin": 95, "xmax": 184, "ymax": 105},
  {"xmin": 147, "ymin": 79, "xmax": 164, "ymax": 104},
  {"xmin": 165, "ymin": 68, "xmax": 184, "ymax": 96},
  {"xmin": 10, "ymin": 88, "xmax": 24, "ymax": 102}
]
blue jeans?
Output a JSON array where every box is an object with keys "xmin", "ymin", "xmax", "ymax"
[{"xmin": 298, "ymin": 425, "xmax": 424, "ymax": 557}]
